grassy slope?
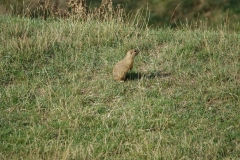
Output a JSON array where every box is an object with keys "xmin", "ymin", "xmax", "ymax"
[{"xmin": 0, "ymin": 14, "xmax": 240, "ymax": 159}]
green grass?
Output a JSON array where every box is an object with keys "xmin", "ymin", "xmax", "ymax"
[{"xmin": 0, "ymin": 14, "xmax": 240, "ymax": 159}]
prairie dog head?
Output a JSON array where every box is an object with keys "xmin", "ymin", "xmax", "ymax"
[{"xmin": 126, "ymin": 49, "xmax": 139, "ymax": 58}]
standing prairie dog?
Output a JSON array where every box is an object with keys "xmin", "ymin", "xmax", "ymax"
[{"xmin": 113, "ymin": 49, "xmax": 139, "ymax": 82}]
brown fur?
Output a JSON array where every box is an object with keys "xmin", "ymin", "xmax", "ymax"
[{"xmin": 113, "ymin": 49, "xmax": 139, "ymax": 82}]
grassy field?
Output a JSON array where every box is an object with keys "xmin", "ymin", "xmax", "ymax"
[
  {"xmin": 2, "ymin": 0, "xmax": 240, "ymax": 29},
  {"xmin": 0, "ymin": 13, "xmax": 240, "ymax": 159}
]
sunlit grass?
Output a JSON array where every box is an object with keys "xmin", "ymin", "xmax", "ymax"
[{"xmin": 0, "ymin": 13, "xmax": 239, "ymax": 159}]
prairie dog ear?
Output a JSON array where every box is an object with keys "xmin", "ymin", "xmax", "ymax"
[{"xmin": 128, "ymin": 50, "xmax": 133, "ymax": 55}]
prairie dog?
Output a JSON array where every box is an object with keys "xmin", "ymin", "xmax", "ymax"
[{"xmin": 113, "ymin": 49, "xmax": 139, "ymax": 82}]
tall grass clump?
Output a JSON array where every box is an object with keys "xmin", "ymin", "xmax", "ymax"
[{"xmin": 0, "ymin": 1, "xmax": 240, "ymax": 159}]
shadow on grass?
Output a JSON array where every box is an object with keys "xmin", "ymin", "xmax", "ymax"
[{"xmin": 126, "ymin": 70, "xmax": 171, "ymax": 81}]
